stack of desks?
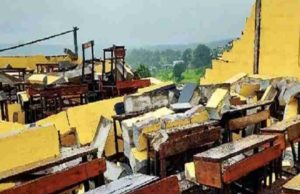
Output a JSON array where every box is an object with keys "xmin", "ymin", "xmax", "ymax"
[
  {"xmin": 0, "ymin": 146, "xmax": 106, "ymax": 194},
  {"xmin": 194, "ymin": 134, "xmax": 282, "ymax": 193},
  {"xmin": 144, "ymin": 120, "xmax": 221, "ymax": 177}
]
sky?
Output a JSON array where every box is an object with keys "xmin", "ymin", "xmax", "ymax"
[{"xmin": 0, "ymin": 0, "xmax": 254, "ymax": 49}]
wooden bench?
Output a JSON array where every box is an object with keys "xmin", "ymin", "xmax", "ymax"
[
  {"xmin": 86, "ymin": 174, "xmax": 179, "ymax": 194},
  {"xmin": 194, "ymin": 134, "xmax": 282, "ymax": 193},
  {"xmin": 145, "ymin": 121, "xmax": 221, "ymax": 177},
  {"xmin": 0, "ymin": 146, "xmax": 103, "ymax": 193},
  {"xmin": 282, "ymin": 173, "xmax": 300, "ymax": 194}
]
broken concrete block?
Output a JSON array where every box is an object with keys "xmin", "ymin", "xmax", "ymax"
[
  {"xmin": 185, "ymin": 105, "xmax": 209, "ymax": 124},
  {"xmin": 161, "ymin": 113, "xmax": 190, "ymax": 129},
  {"xmin": 104, "ymin": 161, "xmax": 126, "ymax": 182},
  {"xmin": 91, "ymin": 116, "xmax": 112, "ymax": 157},
  {"xmin": 122, "ymin": 107, "xmax": 173, "ymax": 157},
  {"xmin": 239, "ymin": 83, "xmax": 260, "ymax": 97},
  {"xmin": 170, "ymin": 103, "xmax": 192, "ymax": 111},
  {"xmin": 129, "ymin": 148, "xmax": 148, "ymax": 174},
  {"xmin": 279, "ymin": 83, "xmax": 300, "ymax": 106},
  {"xmin": 151, "ymin": 91, "xmax": 170, "ymax": 110},
  {"xmin": 151, "ymin": 130, "xmax": 169, "ymax": 151},
  {"xmin": 206, "ymin": 88, "xmax": 230, "ymax": 120},
  {"xmin": 0, "ymin": 125, "xmax": 60, "ymax": 174},
  {"xmin": 185, "ymin": 162, "xmax": 196, "ymax": 183},
  {"xmin": 133, "ymin": 117, "xmax": 161, "ymax": 151},
  {"xmin": 124, "ymin": 94, "xmax": 152, "ymax": 114},
  {"xmin": 260, "ymin": 85, "xmax": 277, "ymax": 101}
]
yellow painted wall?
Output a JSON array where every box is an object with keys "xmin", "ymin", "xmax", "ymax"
[
  {"xmin": 0, "ymin": 121, "xmax": 24, "ymax": 134},
  {"xmin": 201, "ymin": 0, "xmax": 300, "ymax": 84},
  {"xmin": 7, "ymin": 103, "xmax": 25, "ymax": 124},
  {"xmin": 0, "ymin": 55, "xmax": 80, "ymax": 70},
  {"xmin": 0, "ymin": 125, "xmax": 60, "ymax": 174}
]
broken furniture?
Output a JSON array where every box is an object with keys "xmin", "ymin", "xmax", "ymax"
[
  {"xmin": 0, "ymin": 91, "xmax": 8, "ymax": 121},
  {"xmin": 144, "ymin": 120, "xmax": 221, "ymax": 177},
  {"xmin": 85, "ymin": 174, "xmax": 180, "ymax": 194},
  {"xmin": 36, "ymin": 63, "xmax": 59, "ymax": 73},
  {"xmin": 0, "ymin": 158, "xmax": 106, "ymax": 194},
  {"xmin": 261, "ymin": 116, "xmax": 300, "ymax": 174},
  {"xmin": 26, "ymin": 84, "xmax": 88, "ymax": 122},
  {"xmin": 222, "ymin": 99, "xmax": 273, "ymax": 142},
  {"xmin": 282, "ymin": 173, "xmax": 300, "ymax": 194},
  {"xmin": 0, "ymin": 146, "xmax": 104, "ymax": 194},
  {"xmin": 116, "ymin": 79, "xmax": 151, "ymax": 96},
  {"xmin": 194, "ymin": 134, "xmax": 282, "ymax": 193},
  {"xmin": 0, "ymin": 67, "xmax": 33, "ymax": 82}
]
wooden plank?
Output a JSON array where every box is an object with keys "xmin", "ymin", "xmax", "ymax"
[
  {"xmin": 228, "ymin": 110, "xmax": 270, "ymax": 130},
  {"xmin": 159, "ymin": 127, "xmax": 221, "ymax": 159},
  {"xmin": 194, "ymin": 159, "xmax": 222, "ymax": 188},
  {"xmin": 223, "ymin": 144, "xmax": 282, "ymax": 184},
  {"xmin": 194, "ymin": 134, "xmax": 277, "ymax": 162},
  {"xmin": 127, "ymin": 176, "xmax": 180, "ymax": 194},
  {"xmin": 86, "ymin": 174, "xmax": 158, "ymax": 194},
  {"xmin": 282, "ymin": 173, "xmax": 300, "ymax": 193},
  {"xmin": 0, "ymin": 146, "xmax": 97, "ymax": 181},
  {"xmin": 0, "ymin": 158, "xmax": 106, "ymax": 194}
]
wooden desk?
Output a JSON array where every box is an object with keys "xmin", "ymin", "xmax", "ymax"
[
  {"xmin": 0, "ymin": 158, "xmax": 106, "ymax": 194},
  {"xmin": 194, "ymin": 134, "xmax": 281, "ymax": 192},
  {"xmin": 0, "ymin": 146, "xmax": 98, "ymax": 181},
  {"xmin": 261, "ymin": 116, "xmax": 300, "ymax": 150},
  {"xmin": 282, "ymin": 174, "xmax": 300, "ymax": 194},
  {"xmin": 145, "ymin": 121, "xmax": 221, "ymax": 177}
]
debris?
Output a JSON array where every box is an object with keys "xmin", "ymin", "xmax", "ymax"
[{"xmin": 206, "ymin": 88, "xmax": 230, "ymax": 120}]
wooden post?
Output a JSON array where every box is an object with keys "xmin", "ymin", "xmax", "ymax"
[{"xmin": 253, "ymin": 0, "xmax": 262, "ymax": 74}]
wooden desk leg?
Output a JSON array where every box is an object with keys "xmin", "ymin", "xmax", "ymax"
[
  {"xmin": 154, "ymin": 151, "xmax": 159, "ymax": 176},
  {"xmin": 82, "ymin": 156, "xmax": 90, "ymax": 191},
  {"xmin": 160, "ymin": 158, "xmax": 166, "ymax": 178},
  {"xmin": 113, "ymin": 118, "xmax": 119, "ymax": 155},
  {"xmin": 146, "ymin": 139, "xmax": 151, "ymax": 175},
  {"xmin": 298, "ymin": 142, "xmax": 300, "ymax": 161}
]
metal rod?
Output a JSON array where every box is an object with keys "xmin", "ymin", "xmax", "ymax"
[
  {"xmin": 73, "ymin": 27, "xmax": 79, "ymax": 57},
  {"xmin": 0, "ymin": 28, "xmax": 78, "ymax": 53}
]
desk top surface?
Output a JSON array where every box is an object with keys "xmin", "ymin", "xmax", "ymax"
[
  {"xmin": 261, "ymin": 115, "xmax": 300, "ymax": 133},
  {"xmin": 0, "ymin": 146, "xmax": 98, "ymax": 181},
  {"xmin": 194, "ymin": 134, "xmax": 277, "ymax": 162},
  {"xmin": 283, "ymin": 174, "xmax": 300, "ymax": 191}
]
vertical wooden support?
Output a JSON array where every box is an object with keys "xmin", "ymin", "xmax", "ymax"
[{"xmin": 253, "ymin": 0, "xmax": 262, "ymax": 74}]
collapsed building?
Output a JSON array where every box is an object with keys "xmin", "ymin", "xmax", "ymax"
[{"xmin": 0, "ymin": 0, "xmax": 300, "ymax": 194}]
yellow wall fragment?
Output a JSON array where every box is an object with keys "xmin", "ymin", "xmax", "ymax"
[
  {"xmin": 0, "ymin": 182, "xmax": 15, "ymax": 192},
  {"xmin": 0, "ymin": 121, "xmax": 24, "ymax": 134},
  {"xmin": 7, "ymin": 103, "xmax": 25, "ymax": 124},
  {"xmin": 284, "ymin": 97, "xmax": 298, "ymax": 120},
  {"xmin": 239, "ymin": 83, "xmax": 260, "ymax": 97},
  {"xmin": 36, "ymin": 111, "xmax": 71, "ymax": 135},
  {"xmin": 206, "ymin": 88, "xmax": 229, "ymax": 109},
  {"xmin": 0, "ymin": 125, "xmax": 60, "ymax": 174},
  {"xmin": 190, "ymin": 111, "xmax": 209, "ymax": 124},
  {"xmin": 185, "ymin": 162, "xmax": 196, "ymax": 183}
]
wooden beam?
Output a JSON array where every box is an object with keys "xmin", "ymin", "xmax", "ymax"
[
  {"xmin": 228, "ymin": 110, "xmax": 270, "ymax": 131},
  {"xmin": 253, "ymin": 0, "xmax": 262, "ymax": 74},
  {"xmin": 0, "ymin": 158, "xmax": 106, "ymax": 194}
]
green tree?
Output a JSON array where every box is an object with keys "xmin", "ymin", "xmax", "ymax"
[
  {"xmin": 173, "ymin": 62, "xmax": 186, "ymax": 82},
  {"xmin": 135, "ymin": 64, "xmax": 151, "ymax": 78},
  {"xmin": 191, "ymin": 44, "xmax": 212, "ymax": 68},
  {"xmin": 182, "ymin": 48, "xmax": 192, "ymax": 67}
]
